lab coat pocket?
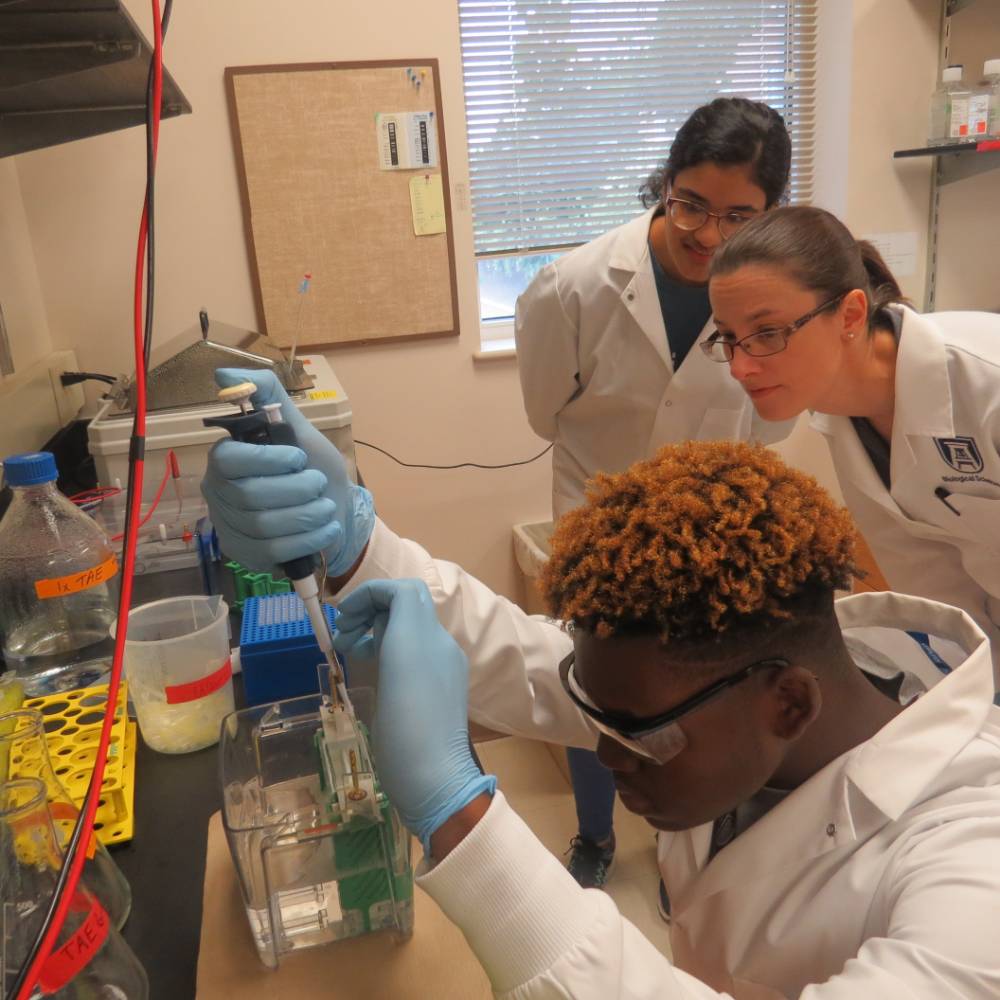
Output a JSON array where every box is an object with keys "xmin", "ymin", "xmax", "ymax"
[
  {"xmin": 696, "ymin": 407, "xmax": 751, "ymax": 443},
  {"xmin": 938, "ymin": 492, "xmax": 1000, "ymax": 551}
]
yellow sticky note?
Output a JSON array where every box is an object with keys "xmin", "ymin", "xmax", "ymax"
[{"xmin": 409, "ymin": 174, "xmax": 446, "ymax": 236}]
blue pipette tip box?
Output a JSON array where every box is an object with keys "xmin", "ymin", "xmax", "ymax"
[{"xmin": 239, "ymin": 594, "xmax": 339, "ymax": 706}]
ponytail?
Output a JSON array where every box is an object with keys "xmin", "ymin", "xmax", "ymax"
[{"xmin": 856, "ymin": 240, "xmax": 905, "ymax": 320}]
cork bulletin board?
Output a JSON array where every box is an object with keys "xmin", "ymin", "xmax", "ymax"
[{"xmin": 225, "ymin": 60, "xmax": 458, "ymax": 349}]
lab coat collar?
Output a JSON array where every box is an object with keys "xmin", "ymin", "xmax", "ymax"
[
  {"xmin": 607, "ymin": 206, "xmax": 660, "ymax": 273},
  {"xmin": 836, "ymin": 591, "xmax": 993, "ymax": 822},
  {"xmin": 677, "ymin": 592, "xmax": 994, "ymax": 905},
  {"xmin": 891, "ymin": 307, "xmax": 954, "ymax": 438}
]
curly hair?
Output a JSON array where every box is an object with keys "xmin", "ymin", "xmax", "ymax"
[{"xmin": 540, "ymin": 441, "xmax": 859, "ymax": 643}]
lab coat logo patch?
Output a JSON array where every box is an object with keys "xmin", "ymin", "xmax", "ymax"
[{"xmin": 934, "ymin": 436, "xmax": 984, "ymax": 474}]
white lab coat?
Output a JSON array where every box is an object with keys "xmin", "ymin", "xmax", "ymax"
[
  {"xmin": 338, "ymin": 520, "xmax": 1000, "ymax": 998},
  {"xmin": 811, "ymin": 307, "xmax": 1000, "ymax": 662},
  {"xmin": 515, "ymin": 208, "xmax": 793, "ymax": 518}
]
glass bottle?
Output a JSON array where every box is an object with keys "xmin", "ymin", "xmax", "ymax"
[
  {"xmin": 0, "ymin": 777, "xmax": 148, "ymax": 998},
  {"xmin": 0, "ymin": 452, "xmax": 119, "ymax": 696},
  {"xmin": 0, "ymin": 710, "xmax": 131, "ymax": 930}
]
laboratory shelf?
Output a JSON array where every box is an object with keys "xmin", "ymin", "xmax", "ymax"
[{"xmin": 893, "ymin": 138, "xmax": 1000, "ymax": 184}]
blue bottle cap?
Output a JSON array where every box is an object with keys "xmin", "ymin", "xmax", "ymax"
[{"xmin": 3, "ymin": 451, "xmax": 58, "ymax": 487}]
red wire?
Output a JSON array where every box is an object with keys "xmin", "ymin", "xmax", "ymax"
[
  {"xmin": 110, "ymin": 449, "xmax": 175, "ymax": 542},
  {"xmin": 15, "ymin": 3, "xmax": 162, "ymax": 995}
]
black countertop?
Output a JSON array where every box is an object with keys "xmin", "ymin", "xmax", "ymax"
[{"xmin": 109, "ymin": 564, "xmax": 238, "ymax": 1000}]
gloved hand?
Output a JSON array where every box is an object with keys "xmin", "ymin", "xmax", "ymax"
[
  {"xmin": 200, "ymin": 368, "xmax": 374, "ymax": 576},
  {"xmin": 333, "ymin": 579, "xmax": 496, "ymax": 855}
]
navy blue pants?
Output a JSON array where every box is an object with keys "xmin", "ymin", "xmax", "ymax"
[{"xmin": 567, "ymin": 746, "xmax": 616, "ymax": 843}]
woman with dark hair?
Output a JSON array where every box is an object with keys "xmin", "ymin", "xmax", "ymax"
[
  {"xmin": 514, "ymin": 97, "xmax": 796, "ymax": 892},
  {"xmin": 707, "ymin": 205, "xmax": 1000, "ymax": 670}
]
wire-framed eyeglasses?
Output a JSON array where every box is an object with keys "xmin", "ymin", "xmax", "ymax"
[
  {"xmin": 558, "ymin": 652, "xmax": 788, "ymax": 764},
  {"xmin": 700, "ymin": 294, "xmax": 848, "ymax": 363},
  {"xmin": 664, "ymin": 196, "xmax": 757, "ymax": 240}
]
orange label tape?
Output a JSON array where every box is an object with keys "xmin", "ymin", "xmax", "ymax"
[{"xmin": 35, "ymin": 556, "xmax": 118, "ymax": 600}]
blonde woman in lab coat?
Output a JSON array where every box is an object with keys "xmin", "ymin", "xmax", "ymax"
[
  {"xmin": 515, "ymin": 97, "xmax": 796, "ymax": 890},
  {"xmin": 705, "ymin": 205, "xmax": 1000, "ymax": 668}
]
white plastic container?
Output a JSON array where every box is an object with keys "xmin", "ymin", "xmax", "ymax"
[
  {"xmin": 969, "ymin": 59, "xmax": 1000, "ymax": 138},
  {"xmin": 512, "ymin": 521, "xmax": 554, "ymax": 616},
  {"xmin": 114, "ymin": 595, "xmax": 234, "ymax": 754},
  {"xmin": 87, "ymin": 354, "xmax": 357, "ymax": 490}
]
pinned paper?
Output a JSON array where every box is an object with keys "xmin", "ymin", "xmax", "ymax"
[
  {"xmin": 409, "ymin": 174, "xmax": 446, "ymax": 236},
  {"xmin": 376, "ymin": 111, "xmax": 438, "ymax": 170},
  {"xmin": 860, "ymin": 231, "xmax": 918, "ymax": 278}
]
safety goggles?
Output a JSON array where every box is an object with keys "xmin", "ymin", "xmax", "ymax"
[{"xmin": 559, "ymin": 651, "xmax": 788, "ymax": 764}]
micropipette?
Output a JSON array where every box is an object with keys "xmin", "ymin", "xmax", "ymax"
[
  {"xmin": 205, "ymin": 382, "xmax": 344, "ymax": 700},
  {"xmin": 205, "ymin": 385, "xmax": 379, "ymax": 817}
]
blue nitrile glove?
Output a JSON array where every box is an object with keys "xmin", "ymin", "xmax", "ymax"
[
  {"xmin": 200, "ymin": 368, "xmax": 375, "ymax": 575},
  {"xmin": 333, "ymin": 579, "xmax": 496, "ymax": 855}
]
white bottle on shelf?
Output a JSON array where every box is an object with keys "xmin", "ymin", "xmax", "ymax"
[
  {"xmin": 929, "ymin": 65, "xmax": 968, "ymax": 145},
  {"xmin": 968, "ymin": 59, "xmax": 1000, "ymax": 139}
]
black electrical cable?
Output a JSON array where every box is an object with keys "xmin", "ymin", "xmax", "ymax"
[
  {"xmin": 59, "ymin": 371, "xmax": 117, "ymax": 387},
  {"xmin": 355, "ymin": 438, "xmax": 552, "ymax": 470},
  {"xmin": 5, "ymin": 7, "xmax": 173, "ymax": 997}
]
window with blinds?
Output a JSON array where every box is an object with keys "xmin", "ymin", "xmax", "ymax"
[{"xmin": 458, "ymin": 0, "xmax": 817, "ymax": 333}]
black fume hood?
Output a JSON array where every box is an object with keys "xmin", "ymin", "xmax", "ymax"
[{"xmin": 0, "ymin": 0, "xmax": 190, "ymax": 157}]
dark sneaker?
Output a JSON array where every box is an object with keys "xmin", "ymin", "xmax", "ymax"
[
  {"xmin": 658, "ymin": 879, "xmax": 672, "ymax": 924},
  {"xmin": 565, "ymin": 834, "xmax": 616, "ymax": 889}
]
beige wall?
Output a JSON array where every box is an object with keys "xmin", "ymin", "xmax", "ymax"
[
  {"xmin": 13, "ymin": 0, "xmax": 551, "ymax": 601},
  {"xmin": 843, "ymin": 0, "xmax": 941, "ymax": 305},
  {"xmin": 0, "ymin": 159, "xmax": 52, "ymax": 372},
  {"xmin": 5, "ymin": 0, "xmax": 975, "ymax": 599}
]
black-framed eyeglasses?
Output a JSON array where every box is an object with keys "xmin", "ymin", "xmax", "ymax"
[
  {"xmin": 700, "ymin": 293, "xmax": 847, "ymax": 363},
  {"xmin": 664, "ymin": 196, "xmax": 757, "ymax": 240},
  {"xmin": 559, "ymin": 652, "xmax": 788, "ymax": 765}
]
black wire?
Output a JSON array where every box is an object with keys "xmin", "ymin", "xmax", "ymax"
[
  {"xmin": 59, "ymin": 371, "xmax": 117, "ymax": 386},
  {"xmin": 355, "ymin": 438, "xmax": 552, "ymax": 470},
  {"xmin": 6, "ymin": 8, "xmax": 173, "ymax": 997}
]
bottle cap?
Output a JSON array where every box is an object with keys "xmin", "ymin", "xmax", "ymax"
[
  {"xmin": 984, "ymin": 59, "xmax": 1000, "ymax": 76},
  {"xmin": 943, "ymin": 65, "xmax": 963, "ymax": 83},
  {"xmin": 3, "ymin": 451, "xmax": 58, "ymax": 486}
]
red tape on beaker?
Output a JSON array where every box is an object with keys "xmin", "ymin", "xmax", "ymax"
[
  {"xmin": 164, "ymin": 658, "xmax": 232, "ymax": 705},
  {"xmin": 37, "ymin": 894, "xmax": 110, "ymax": 994}
]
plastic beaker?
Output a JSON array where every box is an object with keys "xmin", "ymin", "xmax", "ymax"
[{"xmin": 113, "ymin": 596, "xmax": 233, "ymax": 754}]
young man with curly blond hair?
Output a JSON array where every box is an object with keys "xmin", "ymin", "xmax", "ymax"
[{"xmin": 203, "ymin": 388, "xmax": 1000, "ymax": 997}]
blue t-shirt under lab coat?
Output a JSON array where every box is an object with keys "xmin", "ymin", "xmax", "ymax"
[{"xmin": 648, "ymin": 238, "xmax": 712, "ymax": 370}]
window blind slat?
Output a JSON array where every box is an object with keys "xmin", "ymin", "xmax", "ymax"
[{"xmin": 459, "ymin": 0, "xmax": 817, "ymax": 255}]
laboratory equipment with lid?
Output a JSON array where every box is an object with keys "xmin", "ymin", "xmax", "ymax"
[
  {"xmin": 0, "ymin": 452, "xmax": 119, "ymax": 696},
  {"xmin": 0, "ymin": 777, "xmax": 149, "ymax": 998},
  {"xmin": 219, "ymin": 688, "xmax": 414, "ymax": 969},
  {"xmin": 86, "ymin": 314, "xmax": 356, "ymax": 489}
]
